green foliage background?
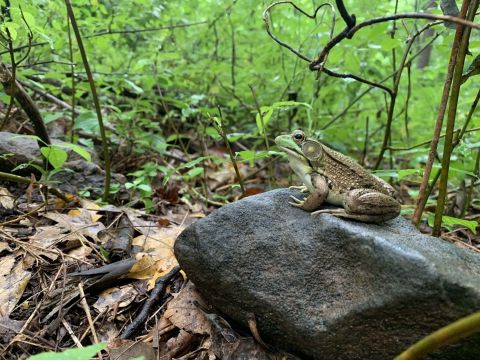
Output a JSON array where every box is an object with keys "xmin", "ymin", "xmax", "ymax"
[{"xmin": 4, "ymin": 0, "xmax": 480, "ymax": 201}]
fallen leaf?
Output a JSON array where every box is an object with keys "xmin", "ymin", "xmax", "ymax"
[
  {"xmin": 108, "ymin": 339, "xmax": 155, "ymax": 360},
  {"xmin": 164, "ymin": 281, "xmax": 210, "ymax": 335},
  {"xmin": 93, "ymin": 285, "xmax": 139, "ymax": 314},
  {"xmin": 0, "ymin": 187, "xmax": 14, "ymax": 209},
  {"xmin": 0, "ymin": 255, "xmax": 31, "ymax": 318},
  {"xmin": 130, "ymin": 224, "xmax": 182, "ymax": 289}
]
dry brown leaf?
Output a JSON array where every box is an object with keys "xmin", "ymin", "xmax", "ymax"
[
  {"xmin": 42, "ymin": 212, "xmax": 105, "ymax": 241},
  {"xmin": 164, "ymin": 281, "xmax": 210, "ymax": 335},
  {"xmin": 66, "ymin": 244, "xmax": 92, "ymax": 261},
  {"xmin": 29, "ymin": 226, "xmax": 77, "ymax": 260},
  {"xmin": 130, "ymin": 224, "xmax": 182, "ymax": 289},
  {"xmin": 0, "ymin": 255, "xmax": 31, "ymax": 318},
  {"xmin": 69, "ymin": 199, "xmax": 103, "ymax": 223},
  {"xmin": 93, "ymin": 285, "xmax": 139, "ymax": 314},
  {"xmin": 0, "ymin": 187, "xmax": 14, "ymax": 209},
  {"xmin": 123, "ymin": 208, "xmax": 155, "ymax": 236},
  {"xmin": 108, "ymin": 339, "xmax": 155, "ymax": 360}
]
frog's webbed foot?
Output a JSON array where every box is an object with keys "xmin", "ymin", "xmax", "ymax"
[
  {"xmin": 311, "ymin": 208, "xmax": 345, "ymax": 216},
  {"xmin": 289, "ymin": 195, "xmax": 306, "ymax": 208},
  {"xmin": 289, "ymin": 185, "xmax": 308, "ymax": 193}
]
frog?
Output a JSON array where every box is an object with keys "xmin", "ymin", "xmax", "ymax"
[{"xmin": 274, "ymin": 129, "xmax": 401, "ymax": 223}]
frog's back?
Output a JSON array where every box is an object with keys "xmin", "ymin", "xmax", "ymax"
[{"xmin": 320, "ymin": 146, "xmax": 391, "ymax": 194}]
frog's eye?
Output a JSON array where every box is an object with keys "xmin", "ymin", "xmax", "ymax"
[
  {"xmin": 292, "ymin": 130, "xmax": 305, "ymax": 144},
  {"xmin": 302, "ymin": 140, "xmax": 322, "ymax": 160}
]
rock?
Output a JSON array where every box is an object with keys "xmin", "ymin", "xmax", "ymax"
[
  {"xmin": 0, "ymin": 131, "xmax": 126, "ymax": 199},
  {"xmin": 0, "ymin": 131, "xmax": 42, "ymax": 173},
  {"xmin": 174, "ymin": 188, "xmax": 480, "ymax": 360},
  {"xmin": 0, "ymin": 131, "xmax": 94, "ymax": 174}
]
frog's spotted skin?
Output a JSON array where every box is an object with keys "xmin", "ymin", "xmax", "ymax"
[{"xmin": 275, "ymin": 130, "xmax": 401, "ymax": 223}]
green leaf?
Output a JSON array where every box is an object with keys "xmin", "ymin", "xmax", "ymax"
[
  {"xmin": 4, "ymin": 23, "xmax": 18, "ymax": 40},
  {"xmin": 43, "ymin": 112, "xmax": 64, "ymax": 124},
  {"xmin": 56, "ymin": 143, "xmax": 91, "ymax": 161},
  {"xmin": 184, "ymin": 167, "xmax": 204, "ymax": 179},
  {"xmin": 40, "ymin": 146, "xmax": 68, "ymax": 169},
  {"xmin": 124, "ymin": 79, "xmax": 144, "ymax": 94},
  {"xmin": 256, "ymin": 107, "xmax": 273, "ymax": 134},
  {"xmin": 74, "ymin": 111, "xmax": 99, "ymax": 133},
  {"xmin": 205, "ymin": 126, "xmax": 221, "ymax": 141},
  {"xmin": 427, "ymin": 214, "xmax": 478, "ymax": 233},
  {"xmin": 176, "ymin": 156, "xmax": 210, "ymax": 171},
  {"xmin": 137, "ymin": 183, "xmax": 152, "ymax": 193},
  {"xmin": 27, "ymin": 343, "xmax": 105, "ymax": 360}
]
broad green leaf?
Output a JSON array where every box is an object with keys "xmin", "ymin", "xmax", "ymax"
[
  {"xmin": 27, "ymin": 343, "xmax": 105, "ymax": 360},
  {"xmin": 74, "ymin": 111, "xmax": 99, "ymax": 133},
  {"xmin": 205, "ymin": 126, "xmax": 221, "ymax": 140},
  {"xmin": 40, "ymin": 146, "xmax": 68, "ymax": 169},
  {"xmin": 237, "ymin": 150, "xmax": 270, "ymax": 166},
  {"xmin": 428, "ymin": 214, "xmax": 478, "ymax": 234},
  {"xmin": 184, "ymin": 167, "xmax": 204, "ymax": 179},
  {"xmin": 137, "ymin": 183, "xmax": 152, "ymax": 193},
  {"xmin": 43, "ymin": 112, "xmax": 64, "ymax": 124},
  {"xmin": 56, "ymin": 143, "xmax": 91, "ymax": 161}
]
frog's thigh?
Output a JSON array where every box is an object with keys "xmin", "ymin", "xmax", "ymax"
[{"xmin": 344, "ymin": 189, "xmax": 400, "ymax": 215}]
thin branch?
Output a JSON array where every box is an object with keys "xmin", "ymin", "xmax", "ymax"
[
  {"xmin": 64, "ymin": 0, "xmax": 111, "ymax": 202},
  {"xmin": 311, "ymin": 12, "xmax": 480, "ymax": 70},
  {"xmin": 322, "ymin": 67, "xmax": 393, "ymax": 95},
  {"xmin": 84, "ymin": 21, "xmax": 208, "ymax": 38},
  {"xmin": 0, "ymin": 22, "xmax": 207, "ymax": 56},
  {"xmin": 433, "ymin": 0, "xmax": 479, "ymax": 236},
  {"xmin": 262, "ymin": 1, "xmax": 334, "ymax": 63},
  {"xmin": 412, "ymin": 1, "xmax": 471, "ymax": 226}
]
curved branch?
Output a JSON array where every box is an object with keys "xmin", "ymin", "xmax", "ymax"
[
  {"xmin": 335, "ymin": 0, "xmax": 356, "ymax": 28},
  {"xmin": 311, "ymin": 12, "xmax": 480, "ymax": 70},
  {"xmin": 262, "ymin": 1, "xmax": 335, "ymax": 63},
  {"xmin": 322, "ymin": 67, "xmax": 393, "ymax": 95}
]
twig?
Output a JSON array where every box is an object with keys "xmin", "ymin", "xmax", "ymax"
[
  {"xmin": 120, "ymin": 266, "xmax": 180, "ymax": 339},
  {"xmin": 19, "ymin": 80, "xmax": 80, "ymax": 114},
  {"xmin": 61, "ymin": 319, "xmax": 83, "ymax": 348},
  {"xmin": 78, "ymin": 283, "xmax": 102, "ymax": 359},
  {"xmin": 0, "ymin": 171, "xmax": 69, "ymax": 202}
]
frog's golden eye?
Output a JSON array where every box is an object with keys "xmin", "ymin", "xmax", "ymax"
[
  {"xmin": 302, "ymin": 140, "xmax": 322, "ymax": 160},
  {"xmin": 292, "ymin": 130, "xmax": 305, "ymax": 144}
]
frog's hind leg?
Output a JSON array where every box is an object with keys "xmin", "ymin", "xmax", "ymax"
[{"xmin": 311, "ymin": 188, "xmax": 401, "ymax": 223}]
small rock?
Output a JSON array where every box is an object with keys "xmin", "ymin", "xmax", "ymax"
[{"xmin": 174, "ymin": 189, "xmax": 480, "ymax": 360}]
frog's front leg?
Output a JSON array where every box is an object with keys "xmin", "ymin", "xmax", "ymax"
[
  {"xmin": 289, "ymin": 185, "xmax": 309, "ymax": 193},
  {"xmin": 289, "ymin": 173, "xmax": 329, "ymax": 211},
  {"xmin": 311, "ymin": 188, "xmax": 401, "ymax": 223}
]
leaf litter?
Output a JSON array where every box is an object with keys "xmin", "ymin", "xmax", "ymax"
[{"xmin": 0, "ymin": 186, "xmax": 296, "ymax": 359}]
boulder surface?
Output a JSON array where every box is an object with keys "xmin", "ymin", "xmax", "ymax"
[{"xmin": 174, "ymin": 189, "xmax": 480, "ymax": 359}]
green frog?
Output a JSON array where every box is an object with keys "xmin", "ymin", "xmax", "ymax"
[{"xmin": 275, "ymin": 130, "xmax": 401, "ymax": 223}]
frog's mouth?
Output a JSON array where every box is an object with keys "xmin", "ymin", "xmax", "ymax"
[{"xmin": 279, "ymin": 146, "xmax": 310, "ymax": 167}]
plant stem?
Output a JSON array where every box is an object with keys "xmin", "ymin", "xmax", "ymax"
[
  {"xmin": 394, "ymin": 310, "xmax": 480, "ymax": 360},
  {"xmin": 216, "ymin": 107, "xmax": 245, "ymax": 195},
  {"xmin": 412, "ymin": 0, "xmax": 470, "ymax": 227},
  {"xmin": 433, "ymin": 0, "xmax": 478, "ymax": 236},
  {"xmin": 65, "ymin": 0, "xmax": 111, "ymax": 202}
]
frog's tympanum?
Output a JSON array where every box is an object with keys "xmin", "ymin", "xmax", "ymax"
[{"xmin": 275, "ymin": 130, "xmax": 401, "ymax": 223}]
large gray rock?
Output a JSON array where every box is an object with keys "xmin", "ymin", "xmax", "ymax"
[{"xmin": 174, "ymin": 189, "xmax": 480, "ymax": 360}]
